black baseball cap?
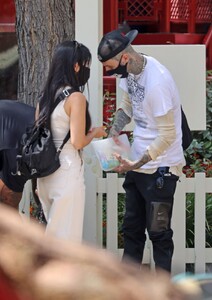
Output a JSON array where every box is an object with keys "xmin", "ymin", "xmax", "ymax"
[{"xmin": 97, "ymin": 29, "xmax": 138, "ymax": 62}]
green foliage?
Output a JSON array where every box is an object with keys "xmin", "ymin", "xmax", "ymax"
[
  {"xmin": 118, "ymin": 194, "xmax": 125, "ymax": 248},
  {"xmin": 183, "ymin": 70, "xmax": 212, "ymax": 177},
  {"xmin": 184, "ymin": 71, "xmax": 212, "ymax": 248},
  {"xmin": 206, "ymin": 194, "xmax": 212, "ymax": 247},
  {"xmin": 186, "ymin": 193, "xmax": 195, "ymax": 248},
  {"xmin": 186, "ymin": 193, "xmax": 212, "ymax": 248}
]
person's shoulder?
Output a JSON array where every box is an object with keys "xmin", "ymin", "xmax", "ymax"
[
  {"xmin": 67, "ymin": 91, "xmax": 86, "ymax": 103},
  {"xmin": 64, "ymin": 91, "xmax": 86, "ymax": 114}
]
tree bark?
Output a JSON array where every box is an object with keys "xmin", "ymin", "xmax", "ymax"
[{"xmin": 14, "ymin": 0, "xmax": 75, "ymax": 106}]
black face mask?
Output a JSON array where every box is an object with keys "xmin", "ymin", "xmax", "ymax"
[
  {"xmin": 106, "ymin": 56, "xmax": 128, "ymax": 78},
  {"xmin": 78, "ymin": 66, "xmax": 90, "ymax": 86}
]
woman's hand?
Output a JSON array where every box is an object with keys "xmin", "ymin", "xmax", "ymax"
[{"xmin": 89, "ymin": 126, "xmax": 107, "ymax": 139}]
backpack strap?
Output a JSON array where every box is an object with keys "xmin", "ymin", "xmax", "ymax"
[
  {"xmin": 54, "ymin": 87, "xmax": 76, "ymax": 153},
  {"xmin": 55, "ymin": 87, "xmax": 75, "ymax": 103}
]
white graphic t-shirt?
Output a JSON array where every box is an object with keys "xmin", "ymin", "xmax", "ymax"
[{"xmin": 119, "ymin": 55, "xmax": 185, "ymax": 170}]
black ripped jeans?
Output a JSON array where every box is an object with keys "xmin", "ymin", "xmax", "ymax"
[{"xmin": 122, "ymin": 169, "xmax": 179, "ymax": 272}]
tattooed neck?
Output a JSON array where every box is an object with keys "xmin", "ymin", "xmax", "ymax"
[{"xmin": 128, "ymin": 54, "xmax": 145, "ymax": 75}]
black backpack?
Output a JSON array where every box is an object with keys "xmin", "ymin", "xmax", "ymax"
[
  {"xmin": 181, "ymin": 106, "xmax": 193, "ymax": 150},
  {"xmin": 13, "ymin": 88, "xmax": 74, "ymax": 179}
]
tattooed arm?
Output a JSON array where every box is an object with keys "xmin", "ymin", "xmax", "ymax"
[
  {"xmin": 113, "ymin": 110, "xmax": 176, "ymax": 173},
  {"xmin": 130, "ymin": 151, "xmax": 152, "ymax": 169},
  {"xmin": 109, "ymin": 108, "xmax": 131, "ymax": 137},
  {"xmin": 110, "ymin": 92, "xmax": 151, "ymax": 172},
  {"xmin": 109, "ymin": 92, "xmax": 132, "ymax": 137}
]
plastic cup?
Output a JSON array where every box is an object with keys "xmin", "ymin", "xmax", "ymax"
[{"xmin": 91, "ymin": 134, "xmax": 131, "ymax": 171}]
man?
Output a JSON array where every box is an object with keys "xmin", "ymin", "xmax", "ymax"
[
  {"xmin": 0, "ymin": 100, "xmax": 35, "ymax": 210},
  {"xmin": 97, "ymin": 29, "xmax": 185, "ymax": 272}
]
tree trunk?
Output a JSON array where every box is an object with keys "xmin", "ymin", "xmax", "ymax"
[{"xmin": 14, "ymin": 0, "xmax": 75, "ymax": 106}]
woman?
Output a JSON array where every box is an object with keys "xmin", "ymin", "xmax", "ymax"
[{"xmin": 37, "ymin": 40, "xmax": 106, "ymax": 241}]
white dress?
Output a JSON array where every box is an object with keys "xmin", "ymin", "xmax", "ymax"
[{"xmin": 37, "ymin": 100, "xmax": 85, "ymax": 242}]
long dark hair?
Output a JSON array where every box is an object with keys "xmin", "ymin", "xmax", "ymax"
[{"xmin": 38, "ymin": 40, "xmax": 92, "ymax": 133}]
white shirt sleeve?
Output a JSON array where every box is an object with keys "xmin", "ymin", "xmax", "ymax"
[{"xmin": 147, "ymin": 109, "xmax": 176, "ymax": 160}]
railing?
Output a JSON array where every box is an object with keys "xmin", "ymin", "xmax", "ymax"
[
  {"xmin": 170, "ymin": 0, "xmax": 212, "ymax": 24},
  {"xmin": 118, "ymin": 0, "xmax": 212, "ymax": 32},
  {"xmin": 170, "ymin": 0, "xmax": 212, "ymax": 33},
  {"xmin": 118, "ymin": 0, "xmax": 159, "ymax": 23},
  {"xmin": 96, "ymin": 172, "xmax": 212, "ymax": 275}
]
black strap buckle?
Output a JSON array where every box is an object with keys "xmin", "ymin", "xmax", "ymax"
[{"xmin": 63, "ymin": 88, "xmax": 71, "ymax": 97}]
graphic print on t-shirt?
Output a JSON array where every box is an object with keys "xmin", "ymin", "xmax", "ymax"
[{"xmin": 127, "ymin": 75, "xmax": 147, "ymax": 128}]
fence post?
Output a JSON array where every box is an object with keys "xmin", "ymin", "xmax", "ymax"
[
  {"xmin": 107, "ymin": 173, "xmax": 119, "ymax": 254},
  {"xmin": 172, "ymin": 174, "xmax": 186, "ymax": 275},
  {"xmin": 194, "ymin": 173, "xmax": 206, "ymax": 273}
]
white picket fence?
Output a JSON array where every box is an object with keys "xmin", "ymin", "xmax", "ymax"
[
  {"xmin": 96, "ymin": 172, "xmax": 212, "ymax": 275},
  {"xmin": 19, "ymin": 172, "xmax": 212, "ymax": 275}
]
